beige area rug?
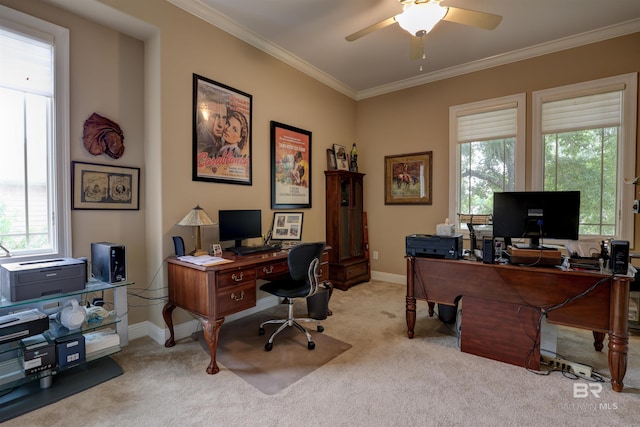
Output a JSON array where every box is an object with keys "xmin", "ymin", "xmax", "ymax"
[{"xmin": 196, "ymin": 308, "xmax": 352, "ymax": 395}]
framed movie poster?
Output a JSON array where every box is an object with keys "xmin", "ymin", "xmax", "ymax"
[
  {"xmin": 270, "ymin": 121, "xmax": 312, "ymax": 209},
  {"xmin": 192, "ymin": 73, "xmax": 252, "ymax": 185}
]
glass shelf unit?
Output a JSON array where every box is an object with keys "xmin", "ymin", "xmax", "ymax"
[{"xmin": 0, "ymin": 280, "xmax": 132, "ymax": 394}]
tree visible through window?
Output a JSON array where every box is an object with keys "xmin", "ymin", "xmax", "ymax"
[
  {"xmin": 449, "ymin": 94, "xmax": 526, "ymax": 233},
  {"xmin": 533, "ymin": 74, "xmax": 637, "ymax": 242}
]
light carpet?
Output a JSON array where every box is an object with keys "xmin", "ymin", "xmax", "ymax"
[
  {"xmin": 4, "ymin": 279, "xmax": 640, "ymax": 426},
  {"xmin": 196, "ymin": 308, "xmax": 352, "ymax": 395}
]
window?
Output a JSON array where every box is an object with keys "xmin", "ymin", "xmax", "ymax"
[
  {"xmin": 532, "ymin": 73, "xmax": 637, "ymax": 242},
  {"xmin": 449, "ymin": 94, "xmax": 526, "ymax": 232},
  {"xmin": 0, "ymin": 6, "xmax": 70, "ymax": 262}
]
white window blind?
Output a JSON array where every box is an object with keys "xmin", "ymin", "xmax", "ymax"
[
  {"xmin": 541, "ymin": 90, "xmax": 623, "ymax": 134},
  {"xmin": 457, "ymin": 104, "xmax": 518, "ymax": 143},
  {"xmin": 0, "ymin": 28, "xmax": 53, "ymax": 95}
]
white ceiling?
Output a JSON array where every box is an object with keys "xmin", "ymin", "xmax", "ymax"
[{"xmin": 172, "ymin": 0, "xmax": 640, "ymax": 100}]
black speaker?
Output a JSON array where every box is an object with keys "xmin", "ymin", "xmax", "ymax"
[
  {"xmin": 91, "ymin": 242, "xmax": 127, "ymax": 283},
  {"xmin": 609, "ymin": 240, "xmax": 629, "ymax": 274},
  {"xmin": 482, "ymin": 238, "xmax": 495, "ymax": 264},
  {"xmin": 172, "ymin": 236, "xmax": 185, "ymax": 257}
]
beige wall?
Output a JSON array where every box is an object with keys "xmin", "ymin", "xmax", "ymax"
[
  {"xmin": 1, "ymin": 0, "xmax": 149, "ymax": 324},
  {"xmin": 358, "ymin": 33, "xmax": 640, "ymax": 275},
  {"xmin": 3, "ymin": 0, "xmax": 639, "ymax": 329}
]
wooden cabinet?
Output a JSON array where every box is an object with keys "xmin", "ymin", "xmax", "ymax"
[{"xmin": 325, "ymin": 170, "xmax": 370, "ymax": 290}]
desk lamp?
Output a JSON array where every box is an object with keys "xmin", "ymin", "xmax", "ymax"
[{"xmin": 178, "ymin": 205, "xmax": 215, "ymax": 256}]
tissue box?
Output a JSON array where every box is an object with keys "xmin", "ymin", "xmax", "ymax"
[{"xmin": 436, "ymin": 223, "xmax": 455, "ymax": 236}]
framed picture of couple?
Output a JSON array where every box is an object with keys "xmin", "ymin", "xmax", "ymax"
[{"xmin": 192, "ymin": 73, "xmax": 253, "ymax": 185}]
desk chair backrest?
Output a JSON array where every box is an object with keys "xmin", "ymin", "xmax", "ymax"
[{"xmin": 287, "ymin": 242, "xmax": 326, "ymax": 298}]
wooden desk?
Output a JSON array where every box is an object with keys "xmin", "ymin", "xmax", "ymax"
[
  {"xmin": 164, "ymin": 249, "xmax": 330, "ymax": 374},
  {"xmin": 406, "ymin": 256, "xmax": 631, "ymax": 392}
]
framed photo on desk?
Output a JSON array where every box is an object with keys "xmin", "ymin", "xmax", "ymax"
[{"xmin": 270, "ymin": 212, "xmax": 303, "ymax": 241}]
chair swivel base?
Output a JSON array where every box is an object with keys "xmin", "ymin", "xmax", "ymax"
[{"xmin": 258, "ymin": 309, "xmax": 324, "ymax": 351}]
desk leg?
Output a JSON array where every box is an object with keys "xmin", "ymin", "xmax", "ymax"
[
  {"xmin": 201, "ymin": 317, "xmax": 225, "ymax": 375},
  {"xmin": 406, "ymin": 257, "xmax": 416, "ymax": 339},
  {"xmin": 162, "ymin": 303, "xmax": 176, "ymax": 347},
  {"xmin": 592, "ymin": 332, "xmax": 605, "ymax": 352},
  {"xmin": 608, "ymin": 276, "xmax": 630, "ymax": 392}
]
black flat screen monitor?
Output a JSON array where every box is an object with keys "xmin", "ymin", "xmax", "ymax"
[
  {"xmin": 492, "ymin": 191, "xmax": 580, "ymax": 249},
  {"xmin": 218, "ymin": 209, "xmax": 262, "ymax": 249}
]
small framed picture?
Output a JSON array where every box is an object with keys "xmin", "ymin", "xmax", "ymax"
[
  {"xmin": 270, "ymin": 212, "xmax": 304, "ymax": 241},
  {"xmin": 326, "ymin": 148, "xmax": 337, "ymax": 171},
  {"xmin": 333, "ymin": 144, "xmax": 349, "ymax": 170},
  {"xmin": 209, "ymin": 243, "xmax": 223, "ymax": 256},
  {"xmin": 71, "ymin": 161, "xmax": 140, "ymax": 210}
]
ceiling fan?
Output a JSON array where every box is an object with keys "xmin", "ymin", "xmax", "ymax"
[{"xmin": 346, "ymin": 0, "xmax": 502, "ymax": 60}]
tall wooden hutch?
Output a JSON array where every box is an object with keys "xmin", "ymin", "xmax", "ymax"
[{"xmin": 325, "ymin": 170, "xmax": 370, "ymax": 290}]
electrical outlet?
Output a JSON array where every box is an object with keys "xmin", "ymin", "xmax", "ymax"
[
  {"xmin": 633, "ymin": 199, "xmax": 639, "ymax": 214},
  {"xmin": 372, "ymin": 251, "xmax": 379, "ymax": 260},
  {"xmin": 541, "ymin": 355, "xmax": 592, "ymax": 377}
]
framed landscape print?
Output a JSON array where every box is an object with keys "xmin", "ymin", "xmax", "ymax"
[
  {"xmin": 192, "ymin": 73, "xmax": 252, "ymax": 185},
  {"xmin": 384, "ymin": 151, "xmax": 432, "ymax": 205}
]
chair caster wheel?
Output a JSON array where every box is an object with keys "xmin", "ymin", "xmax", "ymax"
[
  {"xmin": 317, "ymin": 325, "xmax": 324, "ymax": 333},
  {"xmin": 258, "ymin": 327, "xmax": 265, "ymax": 336},
  {"xmin": 265, "ymin": 342, "xmax": 273, "ymax": 351},
  {"xmin": 308, "ymin": 341, "xmax": 315, "ymax": 350}
]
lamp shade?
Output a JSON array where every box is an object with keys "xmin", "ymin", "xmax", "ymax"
[
  {"xmin": 177, "ymin": 205, "xmax": 214, "ymax": 227},
  {"xmin": 396, "ymin": 2, "xmax": 447, "ymax": 36},
  {"xmin": 177, "ymin": 205, "xmax": 214, "ymax": 256}
]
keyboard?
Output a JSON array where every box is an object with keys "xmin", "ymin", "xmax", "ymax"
[{"xmin": 231, "ymin": 243, "xmax": 282, "ymax": 255}]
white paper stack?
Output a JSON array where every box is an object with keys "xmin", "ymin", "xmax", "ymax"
[{"xmin": 83, "ymin": 328, "xmax": 120, "ymax": 360}]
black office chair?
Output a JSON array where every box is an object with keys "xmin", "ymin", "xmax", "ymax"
[{"xmin": 258, "ymin": 242, "xmax": 326, "ymax": 351}]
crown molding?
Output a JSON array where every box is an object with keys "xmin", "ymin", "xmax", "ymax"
[
  {"xmin": 357, "ymin": 18, "xmax": 640, "ymax": 100},
  {"xmin": 168, "ymin": 0, "xmax": 357, "ymax": 99}
]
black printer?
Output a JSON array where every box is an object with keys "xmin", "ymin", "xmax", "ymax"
[
  {"xmin": 406, "ymin": 234, "xmax": 463, "ymax": 260},
  {"xmin": 1, "ymin": 257, "xmax": 86, "ymax": 302}
]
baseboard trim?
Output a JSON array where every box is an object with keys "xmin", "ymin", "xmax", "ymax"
[
  {"xmin": 127, "ymin": 272, "xmax": 405, "ymax": 345},
  {"xmin": 371, "ymin": 270, "xmax": 405, "ymax": 284},
  {"xmin": 133, "ymin": 295, "xmax": 280, "ymax": 346}
]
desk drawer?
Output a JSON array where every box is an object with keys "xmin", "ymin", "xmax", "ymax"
[
  {"xmin": 257, "ymin": 260, "xmax": 289, "ymax": 279},
  {"xmin": 218, "ymin": 268, "xmax": 256, "ymax": 288},
  {"xmin": 217, "ymin": 281, "xmax": 256, "ymax": 317},
  {"xmin": 345, "ymin": 260, "xmax": 368, "ymax": 279}
]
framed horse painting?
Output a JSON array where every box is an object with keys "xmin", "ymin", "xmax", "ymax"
[{"xmin": 384, "ymin": 151, "xmax": 432, "ymax": 205}]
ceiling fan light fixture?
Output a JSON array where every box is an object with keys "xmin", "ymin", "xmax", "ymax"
[{"xmin": 396, "ymin": 2, "xmax": 447, "ymax": 36}]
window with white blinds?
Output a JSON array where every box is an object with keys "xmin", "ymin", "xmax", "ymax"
[
  {"xmin": 532, "ymin": 73, "xmax": 637, "ymax": 242},
  {"xmin": 449, "ymin": 94, "xmax": 526, "ymax": 234},
  {"xmin": 0, "ymin": 6, "xmax": 71, "ymax": 262}
]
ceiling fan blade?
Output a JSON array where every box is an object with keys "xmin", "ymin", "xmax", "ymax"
[
  {"xmin": 409, "ymin": 35, "xmax": 425, "ymax": 60},
  {"xmin": 443, "ymin": 7, "xmax": 502, "ymax": 30},
  {"xmin": 345, "ymin": 16, "xmax": 397, "ymax": 42}
]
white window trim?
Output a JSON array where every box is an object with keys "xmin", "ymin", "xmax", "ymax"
[
  {"xmin": 0, "ymin": 6, "xmax": 71, "ymax": 263},
  {"xmin": 449, "ymin": 93, "xmax": 527, "ymax": 232},
  {"xmin": 532, "ymin": 73, "xmax": 638, "ymax": 243}
]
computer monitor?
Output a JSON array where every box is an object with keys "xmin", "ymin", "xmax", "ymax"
[
  {"xmin": 492, "ymin": 191, "xmax": 580, "ymax": 249},
  {"xmin": 218, "ymin": 209, "xmax": 262, "ymax": 249}
]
